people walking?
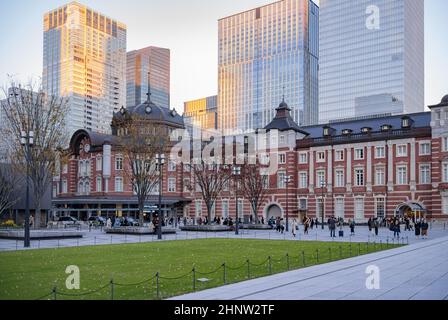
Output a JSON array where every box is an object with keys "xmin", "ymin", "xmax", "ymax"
[
  {"xmin": 349, "ymin": 219, "xmax": 355, "ymax": 236},
  {"xmin": 329, "ymin": 216, "xmax": 336, "ymax": 238},
  {"xmin": 421, "ymin": 219, "xmax": 429, "ymax": 239},
  {"xmin": 303, "ymin": 216, "xmax": 310, "ymax": 235},
  {"xmin": 374, "ymin": 218, "xmax": 379, "ymax": 236},
  {"xmin": 291, "ymin": 219, "xmax": 298, "ymax": 238},
  {"xmin": 393, "ymin": 219, "xmax": 401, "ymax": 239},
  {"xmin": 414, "ymin": 219, "xmax": 421, "ymax": 239},
  {"xmin": 367, "ymin": 218, "xmax": 373, "ymax": 233}
]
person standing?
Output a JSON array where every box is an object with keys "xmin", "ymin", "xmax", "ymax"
[
  {"xmin": 421, "ymin": 219, "xmax": 429, "ymax": 239},
  {"xmin": 415, "ymin": 219, "xmax": 421, "ymax": 239},
  {"xmin": 329, "ymin": 217, "xmax": 336, "ymax": 238},
  {"xmin": 29, "ymin": 215, "xmax": 34, "ymax": 229},
  {"xmin": 291, "ymin": 219, "xmax": 298, "ymax": 238},
  {"xmin": 349, "ymin": 219, "xmax": 355, "ymax": 236},
  {"xmin": 393, "ymin": 219, "xmax": 401, "ymax": 239},
  {"xmin": 374, "ymin": 218, "xmax": 379, "ymax": 236}
]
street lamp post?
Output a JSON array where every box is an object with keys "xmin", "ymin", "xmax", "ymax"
[
  {"xmin": 232, "ymin": 166, "xmax": 241, "ymax": 235},
  {"xmin": 21, "ymin": 130, "xmax": 34, "ymax": 248},
  {"xmin": 284, "ymin": 175, "xmax": 292, "ymax": 232},
  {"xmin": 156, "ymin": 154, "xmax": 165, "ymax": 240},
  {"xmin": 320, "ymin": 181, "xmax": 326, "ymax": 230}
]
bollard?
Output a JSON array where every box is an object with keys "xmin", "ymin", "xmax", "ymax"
[
  {"xmin": 52, "ymin": 287, "xmax": 57, "ymax": 300},
  {"xmin": 268, "ymin": 256, "xmax": 272, "ymax": 274},
  {"xmin": 110, "ymin": 279, "xmax": 114, "ymax": 300},
  {"xmin": 192, "ymin": 267, "xmax": 196, "ymax": 291},
  {"xmin": 223, "ymin": 263, "xmax": 227, "ymax": 285},
  {"xmin": 247, "ymin": 259, "xmax": 250, "ymax": 279},
  {"xmin": 156, "ymin": 272, "xmax": 160, "ymax": 299}
]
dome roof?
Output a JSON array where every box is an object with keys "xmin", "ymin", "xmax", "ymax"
[
  {"xmin": 114, "ymin": 100, "xmax": 184, "ymax": 128},
  {"xmin": 442, "ymin": 95, "xmax": 448, "ymax": 104},
  {"xmin": 276, "ymin": 100, "xmax": 291, "ymax": 111}
]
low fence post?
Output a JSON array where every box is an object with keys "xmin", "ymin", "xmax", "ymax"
[
  {"xmin": 349, "ymin": 244, "xmax": 352, "ymax": 256},
  {"xmin": 328, "ymin": 247, "xmax": 332, "ymax": 261},
  {"xmin": 302, "ymin": 251, "xmax": 306, "ymax": 267},
  {"xmin": 192, "ymin": 267, "xmax": 196, "ymax": 291},
  {"xmin": 268, "ymin": 256, "xmax": 272, "ymax": 275},
  {"xmin": 156, "ymin": 272, "xmax": 160, "ymax": 299},
  {"xmin": 247, "ymin": 259, "xmax": 250, "ymax": 279},
  {"xmin": 223, "ymin": 263, "xmax": 227, "ymax": 285},
  {"xmin": 286, "ymin": 253, "xmax": 290, "ymax": 271},
  {"xmin": 52, "ymin": 287, "xmax": 57, "ymax": 300},
  {"xmin": 110, "ymin": 279, "xmax": 114, "ymax": 300},
  {"xmin": 316, "ymin": 249, "xmax": 319, "ymax": 263},
  {"xmin": 339, "ymin": 246, "xmax": 342, "ymax": 259}
]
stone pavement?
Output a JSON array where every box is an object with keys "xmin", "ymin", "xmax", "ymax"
[
  {"xmin": 0, "ymin": 224, "xmax": 447, "ymax": 251},
  {"xmin": 171, "ymin": 235, "xmax": 448, "ymax": 300}
]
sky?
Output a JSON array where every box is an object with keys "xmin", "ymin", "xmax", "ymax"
[{"xmin": 0, "ymin": 0, "xmax": 446, "ymax": 113}]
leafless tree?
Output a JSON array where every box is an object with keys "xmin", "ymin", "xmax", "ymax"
[
  {"xmin": 114, "ymin": 114, "xmax": 170, "ymax": 226},
  {"xmin": 240, "ymin": 162, "xmax": 269, "ymax": 224},
  {"xmin": 1, "ymin": 80, "xmax": 69, "ymax": 227},
  {"xmin": 189, "ymin": 160, "xmax": 232, "ymax": 225},
  {"xmin": 0, "ymin": 162, "xmax": 20, "ymax": 218}
]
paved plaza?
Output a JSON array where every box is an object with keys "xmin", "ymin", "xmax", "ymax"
[
  {"xmin": 171, "ymin": 235, "xmax": 448, "ymax": 300},
  {"xmin": 1, "ymin": 223, "xmax": 447, "ymax": 252}
]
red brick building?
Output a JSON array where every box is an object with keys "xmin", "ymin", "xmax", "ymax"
[{"xmin": 53, "ymin": 95, "xmax": 448, "ymax": 222}]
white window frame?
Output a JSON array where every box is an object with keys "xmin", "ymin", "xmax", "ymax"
[
  {"xmin": 442, "ymin": 195, "xmax": 448, "ymax": 215},
  {"xmin": 375, "ymin": 146, "xmax": 386, "ymax": 159},
  {"xmin": 115, "ymin": 155, "xmax": 123, "ymax": 171},
  {"xmin": 115, "ymin": 177, "xmax": 123, "ymax": 192},
  {"xmin": 96, "ymin": 177, "xmax": 102, "ymax": 192},
  {"xmin": 419, "ymin": 164, "xmax": 431, "ymax": 185},
  {"xmin": 335, "ymin": 150, "xmax": 344, "ymax": 161},
  {"xmin": 355, "ymin": 198, "xmax": 365, "ymax": 219},
  {"xmin": 316, "ymin": 151, "xmax": 325, "ymax": 163},
  {"xmin": 419, "ymin": 142, "xmax": 431, "ymax": 156},
  {"xmin": 299, "ymin": 172, "xmax": 308, "ymax": 189},
  {"xmin": 222, "ymin": 199, "xmax": 229, "ymax": 218},
  {"xmin": 299, "ymin": 152, "xmax": 308, "ymax": 164},
  {"xmin": 62, "ymin": 179, "xmax": 68, "ymax": 194},
  {"xmin": 278, "ymin": 153, "xmax": 286, "ymax": 164},
  {"xmin": 396, "ymin": 165, "xmax": 408, "ymax": 185},
  {"xmin": 168, "ymin": 159, "xmax": 177, "ymax": 172},
  {"xmin": 183, "ymin": 178, "xmax": 190, "ymax": 192},
  {"xmin": 375, "ymin": 167, "xmax": 385, "ymax": 186},
  {"xmin": 277, "ymin": 171, "xmax": 286, "ymax": 189},
  {"xmin": 396, "ymin": 144, "xmax": 408, "ymax": 157},
  {"xmin": 375, "ymin": 197, "xmax": 386, "ymax": 218},
  {"xmin": 354, "ymin": 148, "xmax": 365, "ymax": 160},
  {"xmin": 316, "ymin": 170, "xmax": 325, "ymax": 187},
  {"xmin": 195, "ymin": 200, "xmax": 202, "ymax": 217},
  {"xmin": 335, "ymin": 169, "xmax": 344, "ymax": 188},
  {"xmin": 443, "ymin": 162, "xmax": 448, "ymax": 183},
  {"xmin": 168, "ymin": 178, "xmax": 176, "ymax": 192},
  {"xmin": 96, "ymin": 156, "xmax": 102, "ymax": 171},
  {"xmin": 335, "ymin": 198, "xmax": 345, "ymax": 219},
  {"xmin": 443, "ymin": 137, "xmax": 448, "ymax": 152},
  {"xmin": 355, "ymin": 168, "xmax": 365, "ymax": 186}
]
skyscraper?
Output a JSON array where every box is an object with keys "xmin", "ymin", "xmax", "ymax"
[
  {"xmin": 42, "ymin": 2, "xmax": 127, "ymax": 135},
  {"xmin": 126, "ymin": 46, "xmax": 170, "ymax": 108},
  {"xmin": 184, "ymin": 95, "xmax": 218, "ymax": 132},
  {"xmin": 218, "ymin": 0, "xmax": 319, "ymax": 134},
  {"xmin": 319, "ymin": 0, "xmax": 424, "ymax": 124}
]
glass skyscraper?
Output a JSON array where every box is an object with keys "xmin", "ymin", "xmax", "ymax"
[
  {"xmin": 319, "ymin": 0, "xmax": 424, "ymax": 124},
  {"xmin": 126, "ymin": 46, "xmax": 170, "ymax": 108},
  {"xmin": 218, "ymin": 0, "xmax": 319, "ymax": 134},
  {"xmin": 184, "ymin": 95, "xmax": 218, "ymax": 131},
  {"xmin": 42, "ymin": 2, "xmax": 127, "ymax": 135}
]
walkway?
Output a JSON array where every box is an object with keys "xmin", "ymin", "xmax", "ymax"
[{"xmin": 171, "ymin": 236, "xmax": 448, "ymax": 300}]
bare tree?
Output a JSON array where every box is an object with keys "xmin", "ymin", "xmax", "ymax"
[
  {"xmin": 1, "ymin": 80, "xmax": 69, "ymax": 227},
  {"xmin": 0, "ymin": 163, "xmax": 20, "ymax": 217},
  {"xmin": 240, "ymin": 163, "xmax": 269, "ymax": 224},
  {"xmin": 189, "ymin": 160, "xmax": 232, "ymax": 225},
  {"xmin": 115, "ymin": 114, "xmax": 169, "ymax": 226}
]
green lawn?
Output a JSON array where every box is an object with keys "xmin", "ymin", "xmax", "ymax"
[{"xmin": 0, "ymin": 239, "xmax": 398, "ymax": 300}]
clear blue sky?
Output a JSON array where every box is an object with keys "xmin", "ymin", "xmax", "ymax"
[{"xmin": 0, "ymin": 0, "xmax": 446, "ymax": 112}]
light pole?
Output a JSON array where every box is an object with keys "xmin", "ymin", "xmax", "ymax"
[
  {"xmin": 21, "ymin": 130, "xmax": 34, "ymax": 248},
  {"xmin": 320, "ymin": 181, "xmax": 326, "ymax": 230},
  {"xmin": 284, "ymin": 175, "xmax": 292, "ymax": 232},
  {"xmin": 156, "ymin": 154, "xmax": 165, "ymax": 240},
  {"xmin": 232, "ymin": 166, "xmax": 241, "ymax": 235}
]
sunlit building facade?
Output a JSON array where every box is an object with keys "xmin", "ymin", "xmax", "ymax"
[
  {"xmin": 126, "ymin": 46, "xmax": 170, "ymax": 108},
  {"xmin": 184, "ymin": 95, "xmax": 218, "ymax": 132},
  {"xmin": 42, "ymin": 2, "xmax": 127, "ymax": 135},
  {"xmin": 218, "ymin": 0, "xmax": 319, "ymax": 134},
  {"xmin": 319, "ymin": 0, "xmax": 425, "ymax": 124}
]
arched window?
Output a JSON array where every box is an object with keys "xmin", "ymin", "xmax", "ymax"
[{"xmin": 78, "ymin": 181, "xmax": 84, "ymax": 194}]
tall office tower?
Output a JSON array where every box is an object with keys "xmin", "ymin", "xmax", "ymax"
[
  {"xmin": 184, "ymin": 95, "xmax": 218, "ymax": 132},
  {"xmin": 126, "ymin": 46, "xmax": 170, "ymax": 108},
  {"xmin": 319, "ymin": 0, "xmax": 424, "ymax": 124},
  {"xmin": 218, "ymin": 0, "xmax": 319, "ymax": 134},
  {"xmin": 42, "ymin": 2, "xmax": 127, "ymax": 135}
]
